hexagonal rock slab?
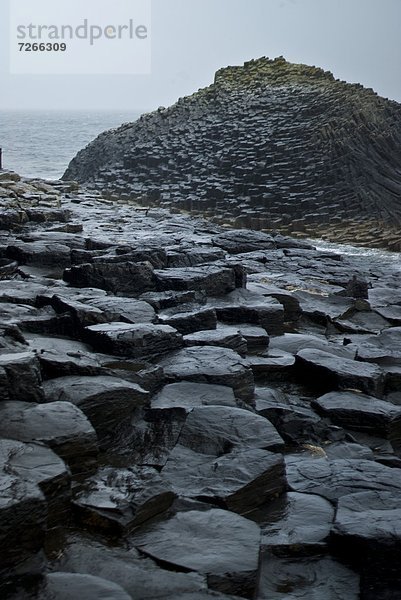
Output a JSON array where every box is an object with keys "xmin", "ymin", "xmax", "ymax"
[
  {"xmin": 162, "ymin": 446, "xmax": 286, "ymax": 513},
  {"xmin": 184, "ymin": 328, "xmax": 248, "ymax": 355},
  {"xmin": 63, "ymin": 261, "xmax": 156, "ymax": 295},
  {"xmin": 286, "ymin": 456, "xmax": 401, "ymax": 502},
  {"xmin": 131, "ymin": 509, "xmax": 261, "ymax": 598},
  {"xmin": 159, "ymin": 306, "xmax": 217, "ymax": 336},
  {"xmin": 44, "ymin": 573, "xmax": 131, "ymax": 600},
  {"xmin": 0, "ymin": 401, "xmax": 98, "ymax": 478},
  {"xmin": 0, "ymin": 352, "xmax": 44, "ymax": 403},
  {"xmin": 212, "ymin": 295, "xmax": 284, "ymax": 336},
  {"xmin": 154, "ymin": 265, "xmax": 236, "ymax": 296},
  {"xmin": 84, "ymin": 296, "xmax": 156, "ymax": 324},
  {"xmin": 73, "ymin": 467, "xmax": 175, "ymax": 534},
  {"xmin": 84, "ymin": 322, "xmax": 183, "ymax": 358},
  {"xmin": 331, "ymin": 491, "xmax": 401, "ymax": 568},
  {"xmin": 296, "ymin": 348, "xmax": 384, "ymax": 396},
  {"xmin": 159, "ymin": 346, "xmax": 255, "ymax": 401},
  {"xmin": 247, "ymin": 492, "xmax": 334, "ymax": 551},
  {"xmin": 312, "ymin": 391, "xmax": 401, "ymax": 445},
  {"xmin": 42, "ymin": 376, "xmax": 148, "ymax": 445},
  {"xmin": 151, "ymin": 382, "xmax": 237, "ymax": 411},
  {"xmin": 177, "ymin": 406, "xmax": 284, "ymax": 455},
  {"xmin": 257, "ymin": 552, "xmax": 359, "ymax": 600},
  {"xmin": 51, "ymin": 534, "xmax": 208, "ymax": 599}
]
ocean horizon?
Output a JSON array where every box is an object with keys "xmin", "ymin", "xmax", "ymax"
[{"xmin": 0, "ymin": 109, "xmax": 144, "ymax": 180}]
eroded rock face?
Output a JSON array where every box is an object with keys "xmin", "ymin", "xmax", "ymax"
[{"xmin": 64, "ymin": 57, "xmax": 401, "ymax": 250}]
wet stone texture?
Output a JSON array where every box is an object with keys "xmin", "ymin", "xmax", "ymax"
[{"xmin": 2, "ymin": 154, "xmax": 401, "ymax": 600}]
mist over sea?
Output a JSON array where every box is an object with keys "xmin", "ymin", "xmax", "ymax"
[{"xmin": 0, "ymin": 110, "xmax": 142, "ymax": 180}]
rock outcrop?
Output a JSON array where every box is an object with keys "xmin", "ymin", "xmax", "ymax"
[
  {"xmin": 2, "ymin": 170, "xmax": 401, "ymax": 599},
  {"xmin": 64, "ymin": 57, "xmax": 401, "ymax": 250}
]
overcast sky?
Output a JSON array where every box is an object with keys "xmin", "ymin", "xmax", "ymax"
[{"xmin": 1, "ymin": 0, "xmax": 400, "ymax": 111}]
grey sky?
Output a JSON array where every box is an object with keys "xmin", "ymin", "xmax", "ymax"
[{"xmin": 1, "ymin": 0, "xmax": 400, "ymax": 110}]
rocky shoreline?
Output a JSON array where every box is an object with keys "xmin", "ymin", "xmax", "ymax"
[{"xmin": 1, "ymin": 170, "xmax": 401, "ymax": 599}]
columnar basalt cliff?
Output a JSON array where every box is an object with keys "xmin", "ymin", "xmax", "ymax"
[{"xmin": 64, "ymin": 57, "xmax": 401, "ymax": 249}]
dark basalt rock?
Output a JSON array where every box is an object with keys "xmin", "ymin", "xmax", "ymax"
[
  {"xmin": 184, "ymin": 327, "xmax": 248, "ymax": 355},
  {"xmin": 73, "ymin": 466, "xmax": 175, "ymax": 534},
  {"xmin": 213, "ymin": 230, "xmax": 276, "ymax": 254},
  {"xmin": 131, "ymin": 508, "xmax": 261, "ymax": 598},
  {"xmin": 0, "ymin": 401, "xmax": 98, "ymax": 478},
  {"xmin": 247, "ymin": 491, "xmax": 334, "ymax": 551},
  {"xmin": 63, "ymin": 261, "xmax": 156, "ymax": 295},
  {"xmin": 0, "ymin": 438, "xmax": 71, "ymax": 527},
  {"xmin": 44, "ymin": 572, "xmax": 131, "ymax": 600},
  {"xmin": 0, "ymin": 351, "xmax": 44, "ymax": 402},
  {"xmin": 51, "ymin": 534, "xmax": 208, "ymax": 599},
  {"xmin": 42, "ymin": 375, "xmax": 148, "ymax": 446},
  {"xmin": 159, "ymin": 305, "xmax": 217, "ymax": 335},
  {"xmin": 176, "ymin": 406, "xmax": 284, "ymax": 454},
  {"xmin": 210, "ymin": 290, "xmax": 284, "ymax": 336},
  {"xmin": 151, "ymin": 382, "xmax": 238, "ymax": 411},
  {"xmin": 257, "ymin": 551, "xmax": 359, "ymax": 599},
  {"xmin": 0, "ymin": 471, "xmax": 47, "ymax": 584},
  {"xmin": 84, "ymin": 322, "xmax": 183, "ymax": 358},
  {"xmin": 312, "ymin": 391, "xmax": 401, "ymax": 445},
  {"xmin": 162, "ymin": 446, "xmax": 286, "ymax": 513},
  {"xmin": 296, "ymin": 348, "xmax": 384, "ymax": 396},
  {"xmin": 63, "ymin": 57, "xmax": 401, "ymax": 251},
  {"xmin": 332, "ymin": 491, "xmax": 401, "ymax": 568},
  {"xmin": 286, "ymin": 456, "xmax": 401, "ymax": 502},
  {"xmin": 159, "ymin": 346, "xmax": 255, "ymax": 401},
  {"xmin": 154, "ymin": 265, "xmax": 237, "ymax": 296}
]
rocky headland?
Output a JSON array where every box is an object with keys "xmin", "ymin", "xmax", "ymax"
[
  {"xmin": 1, "ymin": 165, "xmax": 401, "ymax": 599},
  {"xmin": 64, "ymin": 57, "xmax": 401, "ymax": 250}
]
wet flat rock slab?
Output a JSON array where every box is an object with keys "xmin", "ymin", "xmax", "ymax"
[{"xmin": 131, "ymin": 509, "xmax": 261, "ymax": 598}]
